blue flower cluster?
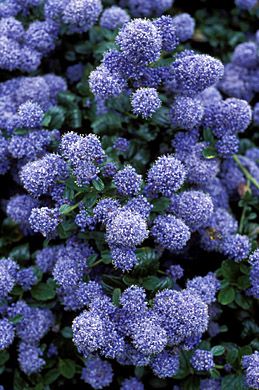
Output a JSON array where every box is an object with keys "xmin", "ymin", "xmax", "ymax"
[
  {"xmin": 72, "ymin": 284, "xmax": 209, "ymax": 377},
  {"xmin": 242, "ymin": 351, "xmax": 259, "ymax": 389}
]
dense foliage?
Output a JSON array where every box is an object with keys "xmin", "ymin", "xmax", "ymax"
[{"xmin": 0, "ymin": 0, "xmax": 258, "ymax": 389}]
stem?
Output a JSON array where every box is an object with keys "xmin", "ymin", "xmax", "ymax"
[
  {"xmin": 91, "ymin": 259, "xmax": 103, "ymax": 267},
  {"xmin": 157, "ymin": 270, "xmax": 166, "ymax": 275},
  {"xmin": 233, "ymin": 155, "xmax": 259, "ymax": 190},
  {"xmin": 215, "ymin": 365, "xmax": 224, "ymax": 369}
]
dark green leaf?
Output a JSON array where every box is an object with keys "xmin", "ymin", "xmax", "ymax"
[
  {"xmin": 59, "ymin": 359, "xmax": 76, "ymax": 379},
  {"xmin": 83, "ymin": 193, "xmax": 99, "ymax": 208},
  {"xmin": 57, "ymin": 91, "xmax": 77, "ymax": 106},
  {"xmin": 101, "ymin": 250, "xmax": 112, "ymax": 264},
  {"xmin": 152, "ymin": 197, "xmax": 170, "ymax": 213},
  {"xmin": 9, "ymin": 243, "xmax": 30, "ymax": 261},
  {"xmin": 31, "ymin": 280, "xmax": 56, "ymax": 301},
  {"xmin": 123, "ymin": 275, "xmax": 138, "ymax": 286},
  {"xmin": 221, "ymin": 261, "xmax": 240, "ymax": 282},
  {"xmin": 61, "ymin": 327, "xmax": 73, "ymax": 339},
  {"xmin": 11, "ymin": 286, "xmax": 24, "ymax": 296},
  {"xmin": 182, "ymin": 377, "xmax": 200, "ymax": 390},
  {"xmin": 43, "ymin": 106, "xmax": 65, "ymax": 129},
  {"xmin": 34, "ymin": 384, "xmax": 44, "ymax": 390},
  {"xmin": 237, "ymin": 275, "xmax": 250, "ymax": 290},
  {"xmin": 92, "ymin": 177, "xmax": 105, "ymax": 192},
  {"xmin": 235, "ymin": 292, "xmax": 251, "ymax": 310},
  {"xmin": 203, "ymin": 128, "xmax": 215, "ymax": 144},
  {"xmin": 0, "ymin": 351, "xmax": 9, "ymax": 365},
  {"xmin": 142, "ymin": 276, "xmax": 161, "ymax": 291},
  {"xmin": 59, "ymin": 203, "xmax": 78, "ymax": 215},
  {"xmin": 134, "ymin": 247, "xmax": 159, "ymax": 276},
  {"xmin": 226, "ymin": 345, "xmax": 239, "ymax": 364},
  {"xmin": 239, "ymin": 345, "xmax": 253, "ymax": 358},
  {"xmin": 112, "ymin": 288, "xmax": 121, "ymax": 307},
  {"xmin": 13, "ymin": 369, "xmax": 30, "ymax": 390},
  {"xmin": 43, "ymin": 369, "xmax": 60, "ymax": 385},
  {"xmin": 134, "ymin": 366, "xmax": 145, "ymax": 379},
  {"xmin": 250, "ymin": 338, "xmax": 259, "ymax": 350},
  {"xmin": 218, "ymin": 286, "xmax": 235, "ymax": 305},
  {"xmin": 173, "ymin": 351, "xmax": 190, "ymax": 380},
  {"xmin": 91, "ymin": 113, "xmax": 123, "ymax": 133},
  {"xmin": 9, "ymin": 314, "xmax": 23, "ymax": 324},
  {"xmin": 87, "ymin": 254, "xmax": 98, "ymax": 267},
  {"xmin": 211, "ymin": 345, "xmax": 225, "ymax": 356},
  {"xmin": 68, "ymin": 108, "xmax": 82, "ymax": 128},
  {"xmin": 202, "ymin": 146, "xmax": 217, "ymax": 159},
  {"xmin": 210, "ymin": 368, "xmax": 221, "ymax": 378},
  {"xmin": 222, "ymin": 375, "xmax": 246, "ymax": 390}
]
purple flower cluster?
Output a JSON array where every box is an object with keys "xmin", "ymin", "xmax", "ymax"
[
  {"xmin": 242, "ymin": 351, "xmax": 259, "ymax": 389},
  {"xmin": 191, "ymin": 349, "xmax": 214, "ymax": 371},
  {"xmin": 72, "ymin": 285, "xmax": 209, "ymax": 376},
  {"xmin": 89, "ymin": 15, "xmax": 205, "ymax": 118},
  {"xmin": 0, "ymin": 15, "xmax": 58, "ymax": 72},
  {"xmin": 219, "ymin": 32, "xmax": 259, "ymax": 102},
  {"xmin": 0, "ymin": 75, "xmax": 66, "ymax": 135}
]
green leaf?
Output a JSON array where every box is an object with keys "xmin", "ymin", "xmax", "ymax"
[
  {"xmin": 241, "ymin": 320, "xmax": 259, "ymax": 338},
  {"xmin": 211, "ymin": 345, "xmax": 225, "ymax": 356},
  {"xmin": 11, "ymin": 286, "xmax": 24, "ymax": 296},
  {"xmin": 142, "ymin": 276, "xmax": 161, "ymax": 291},
  {"xmin": 173, "ymin": 351, "xmax": 190, "ymax": 380},
  {"xmin": 152, "ymin": 197, "xmax": 170, "ymax": 213},
  {"xmin": 61, "ymin": 327, "xmax": 73, "ymax": 339},
  {"xmin": 87, "ymin": 254, "xmax": 98, "ymax": 267},
  {"xmin": 221, "ymin": 261, "xmax": 240, "ymax": 282},
  {"xmin": 235, "ymin": 292, "xmax": 251, "ymax": 310},
  {"xmin": 134, "ymin": 366, "xmax": 145, "ymax": 379},
  {"xmin": 59, "ymin": 203, "xmax": 78, "ymax": 215},
  {"xmin": 101, "ymin": 250, "xmax": 112, "ymax": 264},
  {"xmin": 43, "ymin": 106, "xmax": 65, "ymax": 129},
  {"xmin": 210, "ymin": 368, "xmax": 221, "ymax": 378},
  {"xmin": 0, "ymin": 351, "xmax": 9, "ymax": 365},
  {"xmin": 34, "ymin": 384, "xmax": 44, "ymax": 390},
  {"xmin": 68, "ymin": 108, "xmax": 82, "ymax": 128},
  {"xmin": 218, "ymin": 286, "xmax": 235, "ymax": 305},
  {"xmin": 202, "ymin": 146, "xmax": 217, "ymax": 159},
  {"xmin": 123, "ymin": 275, "xmax": 138, "ymax": 286},
  {"xmin": 31, "ymin": 280, "xmax": 56, "ymax": 301},
  {"xmin": 58, "ymin": 359, "xmax": 76, "ymax": 379},
  {"xmin": 152, "ymin": 107, "xmax": 170, "ymax": 127},
  {"xmin": 112, "ymin": 288, "xmax": 121, "ymax": 307},
  {"xmin": 91, "ymin": 112, "xmax": 123, "ymax": 133},
  {"xmin": 182, "ymin": 377, "xmax": 200, "ymax": 390},
  {"xmin": 226, "ymin": 345, "xmax": 239, "ymax": 364},
  {"xmin": 237, "ymin": 275, "xmax": 250, "ymax": 290},
  {"xmin": 239, "ymin": 345, "xmax": 252, "ymax": 358},
  {"xmin": 250, "ymin": 338, "xmax": 259, "ymax": 350},
  {"xmin": 9, "ymin": 314, "xmax": 23, "ymax": 324},
  {"xmin": 92, "ymin": 177, "xmax": 105, "ymax": 192},
  {"xmin": 83, "ymin": 193, "xmax": 99, "ymax": 208},
  {"xmin": 13, "ymin": 369, "xmax": 30, "ymax": 390},
  {"xmin": 203, "ymin": 128, "xmax": 215, "ymax": 144},
  {"xmin": 134, "ymin": 247, "xmax": 159, "ymax": 276},
  {"xmin": 43, "ymin": 369, "xmax": 60, "ymax": 385},
  {"xmin": 57, "ymin": 91, "xmax": 76, "ymax": 106},
  {"xmin": 222, "ymin": 375, "xmax": 246, "ymax": 390},
  {"xmin": 9, "ymin": 243, "xmax": 30, "ymax": 261}
]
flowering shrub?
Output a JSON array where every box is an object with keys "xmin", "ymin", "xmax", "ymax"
[{"xmin": 0, "ymin": 0, "xmax": 259, "ymax": 389}]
